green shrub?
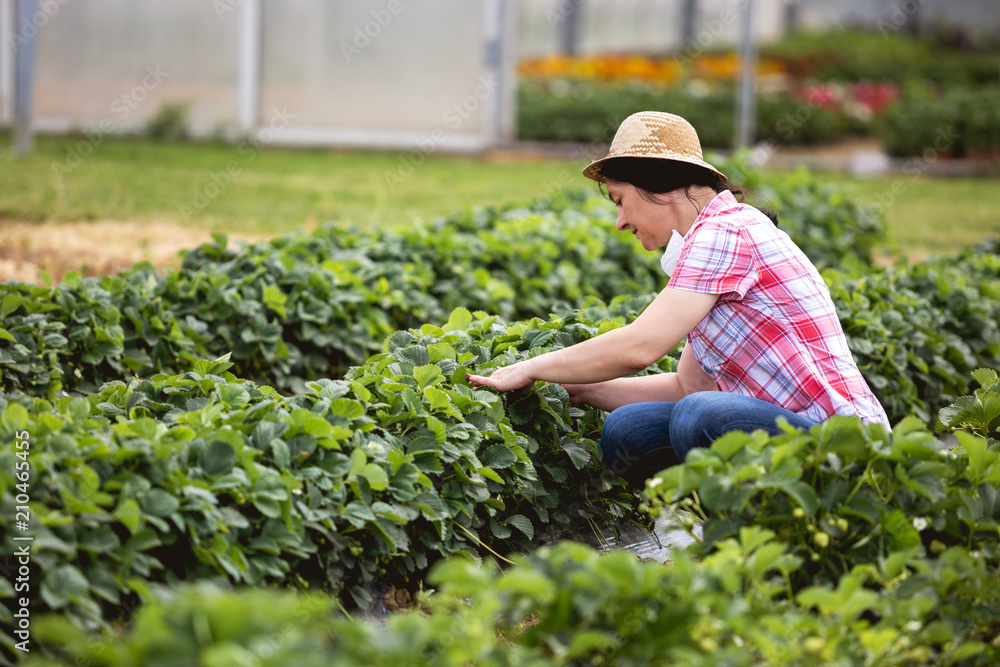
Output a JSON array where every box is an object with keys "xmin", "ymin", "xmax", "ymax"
[
  {"xmin": 4, "ymin": 212, "xmax": 996, "ymax": 434},
  {"xmin": 516, "ymin": 80, "xmax": 858, "ymax": 148},
  {"xmin": 0, "ymin": 307, "xmax": 659, "ymax": 654},
  {"xmin": 938, "ymin": 367, "xmax": 1000, "ymax": 442},
  {"xmin": 762, "ymin": 30, "xmax": 999, "ymax": 87},
  {"xmin": 0, "ymin": 170, "xmax": 885, "ymax": 397},
  {"xmin": 144, "ymin": 102, "xmax": 190, "ymax": 142},
  {"xmin": 24, "ymin": 373, "xmax": 1000, "ymax": 666},
  {"xmin": 754, "ymin": 167, "xmax": 884, "ymax": 268},
  {"xmin": 830, "ymin": 248, "xmax": 1000, "ymax": 423},
  {"xmin": 877, "ymin": 86, "xmax": 1000, "ymax": 157}
]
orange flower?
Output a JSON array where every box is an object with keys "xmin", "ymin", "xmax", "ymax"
[{"xmin": 519, "ymin": 53, "xmax": 782, "ymax": 87}]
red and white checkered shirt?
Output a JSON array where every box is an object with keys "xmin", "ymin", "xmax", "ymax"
[{"xmin": 669, "ymin": 190, "xmax": 889, "ymax": 426}]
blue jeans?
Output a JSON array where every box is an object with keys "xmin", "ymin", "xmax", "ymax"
[{"xmin": 600, "ymin": 391, "xmax": 817, "ymax": 484}]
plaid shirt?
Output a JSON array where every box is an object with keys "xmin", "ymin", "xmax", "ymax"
[{"xmin": 669, "ymin": 190, "xmax": 889, "ymax": 427}]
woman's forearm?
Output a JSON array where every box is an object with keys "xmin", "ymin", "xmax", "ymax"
[
  {"xmin": 468, "ymin": 288, "xmax": 718, "ymax": 392},
  {"xmin": 564, "ymin": 373, "xmax": 688, "ymax": 411},
  {"xmin": 525, "ymin": 326, "xmax": 655, "ymax": 385}
]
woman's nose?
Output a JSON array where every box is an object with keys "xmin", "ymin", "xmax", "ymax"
[{"xmin": 616, "ymin": 208, "xmax": 627, "ymax": 231}]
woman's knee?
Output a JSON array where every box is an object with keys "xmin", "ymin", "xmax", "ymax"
[
  {"xmin": 670, "ymin": 391, "xmax": 815, "ymax": 449},
  {"xmin": 599, "ymin": 405, "xmax": 638, "ymax": 465},
  {"xmin": 600, "ymin": 402, "xmax": 677, "ymax": 479}
]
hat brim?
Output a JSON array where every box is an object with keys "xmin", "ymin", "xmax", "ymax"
[{"xmin": 582, "ymin": 154, "xmax": 727, "ymax": 184}]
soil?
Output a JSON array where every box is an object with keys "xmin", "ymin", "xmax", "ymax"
[
  {"xmin": 381, "ymin": 585, "xmax": 413, "ymax": 612},
  {"xmin": 0, "ymin": 220, "xmax": 267, "ymax": 285}
]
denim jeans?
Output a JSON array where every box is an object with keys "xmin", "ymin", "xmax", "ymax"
[{"xmin": 600, "ymin": 391, "xmax": 818, "ymax": 484}]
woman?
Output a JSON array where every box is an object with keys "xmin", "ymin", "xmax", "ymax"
[{"xmin": 469, "ymin": 111, "xmax": 889, "ymax": 484}]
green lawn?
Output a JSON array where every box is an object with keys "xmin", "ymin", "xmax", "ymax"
[
  {"xmin": 822, "ymin": 173, "xmax": 1000, "ymax": 263},
  {"xmin": 2, "ymin": 134, "xmax": 998, "ymax": 261},
  {"xmin": 1, "ymin": 135, "xmax": 579, "ymax": 235}
]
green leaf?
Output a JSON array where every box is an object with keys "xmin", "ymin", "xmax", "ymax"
[
  {"xmin": 477, "ymin": 467, "xmax": 504, "ymax": 484},
  {"xmin": 413, "ymin": 364, "xmax": 443, "ymax": 388},
  {"xmin": 301, "ymin": 415, "xmax": 333, "ymax": 438},
  {"xmin": 348, "ymin": 447, "xmax": 367, "ymax": 477},
  {"xmin": 496, "ymin": 567, "xmax": 552, "ymax": 598},
  {"xmin": 423, "ymin": 386, "xmax": 453, "ymax": 414},
  {"xmin": 882, "ymin": 509, "xmax": 921, "ymax": 549},
  {"xmin": 699, "ymin": 474, "xmax": 738, "ymax": 512},
  {"xmin": 444, "ymin": 307, "xmax": 473, "ymax": 332},
  {"xmin": 0, "ymin": 403, "xmax": 29, "ymax": 438},
  {"xmin": 141, "ymin": 489, "xmax": 180, "ymax": 517},
  {"xmin": 330, "ymin": 398, "xmax": 364, "ymax": 419},
  {"xmin": 567, "ymin": 631, "xmax": 617, "ymax": 658},
  {"xmin": 480, "ymin": 444, "xmax": 518, "ymax": 469},
  {"xmin": 880, "ymin": 547, "xmax": 921, "ymax": 580},
  {"xmin": 1, "ymin": 293, "xmax": 25, "ymax": 318},
  {"xmin": 252, "ymin": 496, "xmax": 282, "ymax": 519},
  {"xmin": 710, "ymin": 430, "xmax": 753, "ymax": 461},
  {"xmin": 560, "ymin": 438, "xmax": 591, "ymax": 470},
  {"xmin": 938, "ymin": 395, "xmax": 975, "ymax": 430},
  {"xmin": 490, "ymin": 518, "xmax": 512, "ymax": 539},
  {"xmin": 271, "ymin": 439, "xmax": 291, "ymax": 469},
  {"xmin": 217, "ymin": 384, "xmax": 250, "ymax": 408},
  {"xmin": 262, "ymin": 284, "xmax": 288, "ymax": 318},
  {"xmin": 40, "ymin": 565, "xmax": 90, "ymax": 609},
  {"xmin": 203, "ymin": 441, "xmax": 237, "ymax": 476},
  {"xmin": 360, "ymin": 463, "xmax": 389, "ymax": 491},
  {"xmin": 344, "ymin": 500, "xmax": 376, "ymax": 528},
  {"xmin": 113, "ymin": 498, "xmax": 142, "ymax": 534},
  {"xmin": 505, "ymin": 514, "xmax": 534, "ymax": 540},
  {"xmin": 972, "ymin": 368, "xmax": 999, "ymax": 390}
]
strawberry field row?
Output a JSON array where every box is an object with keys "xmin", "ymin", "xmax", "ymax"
[{"xmin": 0, "ymin": 162, "xmax": 881, "ymax": 399}]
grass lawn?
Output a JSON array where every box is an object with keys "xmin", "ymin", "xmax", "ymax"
[
  {"xmin": 0, "ymin": 134, "xmax": 581, "ymax": 235},
  {"xmin": 2, "ymin": 134, "xmax": 998, "ymax": 264},
  {"xmin": 822, "ymin": 173, "xmax": 1000, "ymax": 263}
]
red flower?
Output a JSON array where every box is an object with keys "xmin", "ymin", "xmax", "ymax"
[{"xmin": 851, "ymin": 81, "xmax": 897, "ymax": 115}]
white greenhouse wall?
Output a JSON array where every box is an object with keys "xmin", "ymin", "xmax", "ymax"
[{"xmin": 1, "ymin": 0, "xmax": 517, "ymax": 151}]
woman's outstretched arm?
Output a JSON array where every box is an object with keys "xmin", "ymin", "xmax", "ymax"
[
  {"xmin": 468, "ymin": 287, "xmax": 718, "ymax": 391},
  {"xmin": 560, "ymin": 341, "xmax": 719, "ymax": 411}
]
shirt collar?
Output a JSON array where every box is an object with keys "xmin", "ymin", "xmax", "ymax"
[{"xmin": 688, "ymin": 189, "xmax": 739, "ymax": 236}]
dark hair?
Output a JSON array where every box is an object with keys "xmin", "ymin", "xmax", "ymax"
[{"xmin": 597, "ymin": 157, "xmax": 778, "ymax": 226}]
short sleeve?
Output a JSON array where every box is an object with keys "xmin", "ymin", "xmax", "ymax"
[{"xmin": 668, "ymin": 220, "xmax": 757, "ymax": 298}]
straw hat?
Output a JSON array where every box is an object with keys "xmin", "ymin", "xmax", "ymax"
[{"xmin": 582, "ymin": 111, "xmax": 727, "ymax": 183}]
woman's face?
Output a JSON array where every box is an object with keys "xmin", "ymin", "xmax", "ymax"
[{"xmin": 605, "ymin": 181, "xmax": 691, "ymax": 251}]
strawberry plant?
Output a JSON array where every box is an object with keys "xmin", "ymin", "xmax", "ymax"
[
  {"xmin": 1, "ymin": 159, "xmax": 887, "ymax": 398},
  {"xmin": 23, "ymin": 374, "xmax": 1000, "ymax": 666},
  {"xmin": 0, "ymin": 307, "xmax": 662, "ymax": 656},
  {"xmin": 938, "ymin": 367, "xmax": 1000, "ymax": 442}
]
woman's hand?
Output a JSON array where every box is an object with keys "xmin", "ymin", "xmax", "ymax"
[
  {"xmin": 559, "ymin": 383, "xmax": 593, "ymax": 405},
  {"xmin": 467, "ymin": 360, "xmax": 536, "ymax": 392}
]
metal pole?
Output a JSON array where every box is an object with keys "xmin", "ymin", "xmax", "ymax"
[
  {"xmin": 13, "ymin": 0, "xmax": 36, "ymax": 155},
  {"xmin": 498, "ymin": 0, "xmax": 518, "ymax": 144},
  {"xmin": 735, "ymin": 0, "xmax": 756, "ymax": 150},
  {"xmin": 681, "ymin": 0, "xmax": 697, "ymax": 49},
  {"xmin": 782, "ymin": 0, "xmax": 801, "ymax": 35},
  {"xmin": 558, "ymin": 0, "xmax": 582, "ymax": 56},
  {"xmin": 485, "ymin": 0, "xmax": 516, "ymax": 146},
  {"xmin": 0, "ymin": 0, "xmax": 14, "ymax": 126},
  {"xmin": 237, "ymin": 0, "xmax": 262, "ymax": 135}
]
